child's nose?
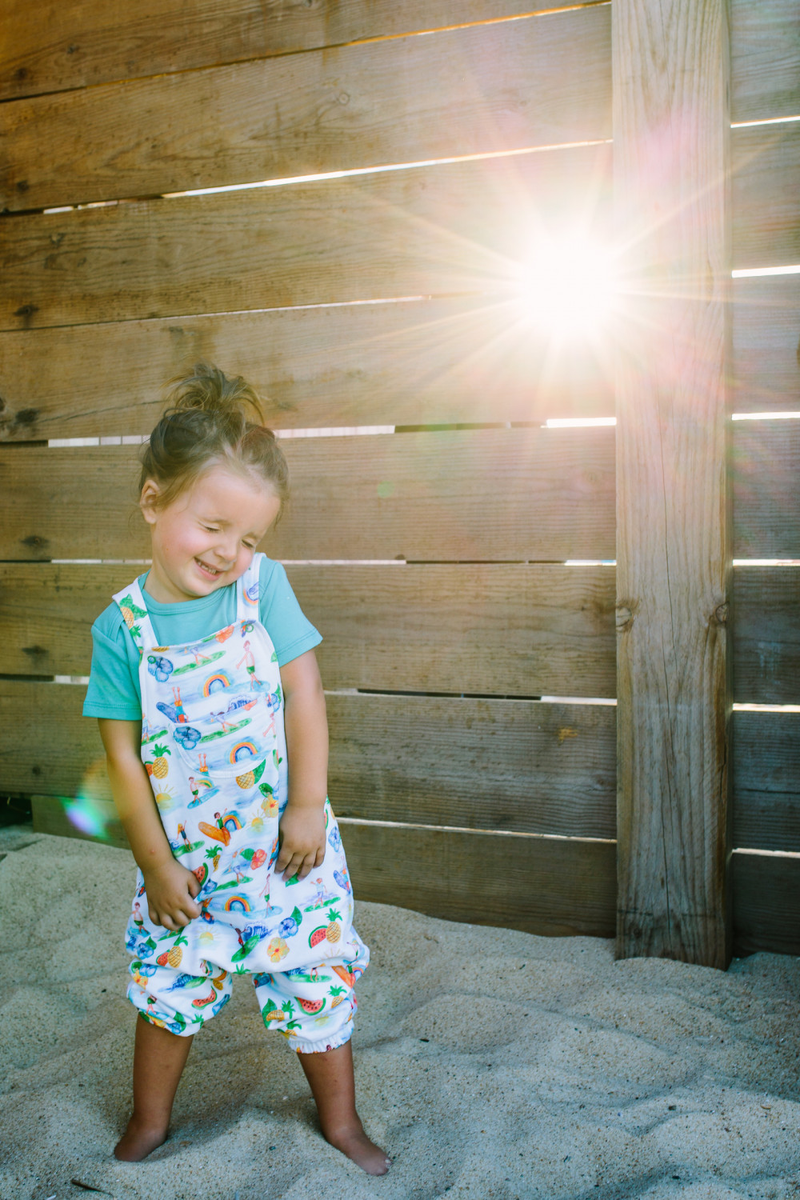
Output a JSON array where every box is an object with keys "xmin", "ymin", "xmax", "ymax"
[{"xmin": 213, "ymin": 533, "xmax": 238, "ymax": 563}]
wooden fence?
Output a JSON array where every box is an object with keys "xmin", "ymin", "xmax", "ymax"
[{"xmin": 0, "ymin": 0, "xmax": 798, "ymax": 962}]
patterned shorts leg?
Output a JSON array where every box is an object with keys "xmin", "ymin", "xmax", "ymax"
[
  {"xmin": 128, "ymin": 957, "xmax": 232, "ymax": 1036},
  {"xmin": 254, "ymin": 958, "xmax": 367, "ymax": 1054}
]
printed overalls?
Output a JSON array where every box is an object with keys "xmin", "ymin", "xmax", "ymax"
[{"xmin": 113, "ymin": 556, "xmax": 368, "ymax": 1051}]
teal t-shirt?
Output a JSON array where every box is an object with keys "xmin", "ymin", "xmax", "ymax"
[{"xmin": 83, "ymin": 556, "xmax": 321, "ymax": 722}]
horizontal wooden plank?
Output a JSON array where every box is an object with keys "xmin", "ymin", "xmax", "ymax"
[
  {"xmin": 733, "ymin": 567, "xmax": 800, "ymax": 705},
  {"xmin": 732, "ymin": 123, "xmax": 800, "ymax": 270},
  {"xmin": 730, "ymin": 0, "xmax": 800, "ymax": 124},
  {"xmin": 295, "ymin": 564, "xmax": 616, "ymax": 697},
  {"xmin": 0, "ymin": 297, "xmax": 615, "ymax": 443},
  {"xmin": 731, "ymin": 274, "xmax": 800, "ymax": 414},
  {"xmin": 0, "ymin": 0, "xmax": 597, "ymax": 101},
  {"xmin": 3, "ymin": 682, "xmax": 616, "ymax": 839},
  {"xmin": 1, "ymin": 10, "xmax": 611, "ymax": 212},
  {"xmin": 732, "ymin": 849, "xmax": 800, "ymax": 956},
  {"xmin": 0, "ymin": 562, "xmax": 617, "ymax": 697},
  {"xmin": 342, "ymin": 822, "xmax": 616, "ymax": 936},
  {"xmin": 0, "ymin": 146, "xmax": 612, "ymax": 331},
  {"xmin": 732, "ymin": 710, "xmax": 800, "ymax": 852},
  {"xmin": 327, "ymin": 694, "xmax": 616, "ymax": 838},
  {"xmin": 732, "ymin": 420, "xmax": 800, "ymax": 559},
  {"xmin": 0, "ymin": 428, "xmax": 617, "ymax": 562}
]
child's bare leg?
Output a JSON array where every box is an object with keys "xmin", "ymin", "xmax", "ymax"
[
  {"xmin": 297, "ymin": 1039, "xmax": 391, "ymax": 1176},
  {"xmin": 114, "ymin": 1015, "xmax": 194, "ymax": 1162}
]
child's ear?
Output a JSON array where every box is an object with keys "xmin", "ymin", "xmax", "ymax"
[{"xmin": 139, "ymin": 480, "xmax": 161, "ymax": 523}]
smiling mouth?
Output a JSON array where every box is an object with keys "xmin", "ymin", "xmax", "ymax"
[{"xmin": 195, "ymin": 558, "xmax": 223, "ymax": 578}]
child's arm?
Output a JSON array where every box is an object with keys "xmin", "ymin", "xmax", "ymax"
[
  {"xmin": 98, "ymin": 718, "xmax": 201, "ymax": 930},
  {"xmin": 276, "ymin": 648, "xmax": 329, "ymax": 881}
]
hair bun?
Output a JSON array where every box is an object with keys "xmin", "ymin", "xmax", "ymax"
[{"xmin": 167, "ymin": 361, "xmax": 264, "ymax": 424}]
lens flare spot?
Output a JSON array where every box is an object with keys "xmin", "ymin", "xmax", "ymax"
[
  {"xmin": 519, "ymin": 235, "xmax": 619, "ymax": 338},
  {"xmin": 65, "ymin": 757, "xmax": 118, "ymax": 842}
]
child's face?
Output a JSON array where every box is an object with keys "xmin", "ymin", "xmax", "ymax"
[{"xmin": 140, "ymin": 465, "xmax": 281, "ymax": 604}]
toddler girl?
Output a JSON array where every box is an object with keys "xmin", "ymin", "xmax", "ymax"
[{"xmin": 83, "ymin": 363, "xmax": 390, "ymax": 1175}]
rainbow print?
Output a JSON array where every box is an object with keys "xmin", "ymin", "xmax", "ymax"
[
  {"xmin": 243, "ymin": 582, "xmax": 259, "ymax": 607},
  {"xmin": 203, "ymin": 672, "xmax": 231, "ymax": 696},
  {"xmin": 220, "ymin": 812, "xmax": 243, "ymax": 833},
  {"xmin": 230, "ymin": 740, "xmax": 258, "ymax": 763},
  {"xmin": 224, "ymin": 895, "xmax": 251, "ymax": 913}
]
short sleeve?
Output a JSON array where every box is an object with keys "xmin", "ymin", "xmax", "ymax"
[
  {"xmin": 259, "ymin": 557, "xmax": 322, "ymax": 667},
  {"xmin": 82, "ymin": 609, "xmax": 142, "ymax": 720}
]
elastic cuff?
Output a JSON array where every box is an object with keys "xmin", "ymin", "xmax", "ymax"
[{"xmin": 289, "ymin": 1023, "xmax": 354, "ymax": 1055}]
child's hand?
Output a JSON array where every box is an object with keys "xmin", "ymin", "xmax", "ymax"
[
  {"xmin": 142, "ymin": 857, "xmax": 201, "ymax": 930},
  {"xmin": 276, "ymin": 804, "xmax": 327, "ymax": 881}
]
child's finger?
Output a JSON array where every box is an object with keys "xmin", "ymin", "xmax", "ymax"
[{"xmin": 292, "ymin": 852, "xmax": 319, "ymax": 880}]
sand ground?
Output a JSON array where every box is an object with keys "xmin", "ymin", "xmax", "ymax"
[{"xmin": 0, "ymin": 827, "xmax": 798, "ymax": 1200}]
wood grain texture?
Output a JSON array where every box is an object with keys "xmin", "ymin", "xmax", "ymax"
[
  {"xmin": 1, "ymin": 10, "xmax": 612, "ymax": 211},
  {"xmin": 732, "ymin": 421, "xmax": 800, "ymax": 560},
  {"xmin": 3, "ymin": 681, "xmax": 616, "ymax": 839},
  {"xmin": 730, "ymin": 0, "xmax": 800, "ymax": 124},
  {"xmin": 732, "ymin": 123, "xmax": 800, "ymax": 270},
  {"xmin": 294, "ymin": 563, "xmax": 616, "ymax": 698},
  {"xmin": 731, "ymin": 275, "xmax": 800, "ymax": 415},
  {"xmin": 0, "ymin": 297, "xmax": 614, "ymax": 443},
  {"xmin": 613, "ymin": 0, "xmax": 732, "ymax": 967},
  {"xmin": 327, "ymin": 694, "xmax": 616, "ymax": 838},
  {"xmin": 732, "ymin": 849, "xmax": 800, "ymax": 956},
  {"xmin": 733, "ymin": 710, "xmax": 800, "ymax": 853},
  {"xmin": 0, "ymin": 428, "xmax": 616, "ymax": 563},
  {"xmin": 342, "ymin": 822, "xmax": 616, "ymax": 936},
  {"xmin": 0, "ymin": 561, "xmax": 617, "ymax": 696},
  {"xmin": 0, "ymin": 146, "xmax": 612, "ymax": 332},
  {"xmin": 733, "ymin": 567, "xmax": 800, "ymax": 705},
  {"xmin": 0, "ymin": 0, "xmax": 603, "ymax": 100}
]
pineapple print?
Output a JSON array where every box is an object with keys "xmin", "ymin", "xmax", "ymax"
[
  {"xmin": 156, "ymin": 931, "xmax": 188, "ymax": 968},
  {"xmin": 326, "ymin": 909, "xmax": 342, "ymax": 944},
  {"xmin": 263, "ymin": 999, "xmax": 295, "ymax": 1024},
  {"xmin": 236, "ymin": 758, "xmax": 266, "ymax": 790},
  {"xmin": 148, "ymin": 743, "xmax": 171, "ymax": 779},
  {"xmin": 205, "ymin": 845, "xmax": 221, "ymax": 872},
  {"xmin": 329, "ymin": 985, "xmax": 346, "ymax": 1008},
  {"xmin": 118, "ymin": 593, "xmax": 148, "ymax": 638}
]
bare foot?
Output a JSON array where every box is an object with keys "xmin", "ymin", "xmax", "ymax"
[
  {"xmin": 113, "ymin": 1117, "xmax": 169, "ymax": 1162},
  {"xmin": 323, "ymin": 1120, "xmax": 392, "ymax": 1176}
]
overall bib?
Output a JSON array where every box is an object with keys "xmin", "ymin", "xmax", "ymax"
[{"xmin": 113, "ymin": 556, "xmax": 368, "ymax": 1051}]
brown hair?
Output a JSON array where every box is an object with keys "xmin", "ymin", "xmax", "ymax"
[{"xmin": 139, "ymin": 363, "xmax": 289, "ymax": 515}]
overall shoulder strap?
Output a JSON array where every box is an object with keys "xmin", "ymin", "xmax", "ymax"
[
  {"xmin": 236, "ymin": 554, "xmax": 263, "ymax": 623},
  {"xmin": 112, "ymin": 577, "xmax": 158, "ymax": 658}
]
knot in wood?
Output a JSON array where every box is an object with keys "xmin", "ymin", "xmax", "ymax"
[
  {"xmin": 714, "ymin": 603, "xmax": 728, "ymax": 625},
  {"xmin": 616, "ymin": 606, "xmax": 633, "ymax": 631}
]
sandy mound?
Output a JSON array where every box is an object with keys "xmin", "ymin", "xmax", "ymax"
[{"xmin": 0, "ymin": 829, "xmax": 798, "ymax": 1200}]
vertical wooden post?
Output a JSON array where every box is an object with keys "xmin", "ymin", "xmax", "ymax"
[{"xmin": 614, "ymin": 0, "xmax": 732, "ymax": 966}]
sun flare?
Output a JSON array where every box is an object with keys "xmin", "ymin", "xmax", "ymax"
[{"xmin": 518, "ymin": 235, "xmax": 619, "ymax": 338}]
